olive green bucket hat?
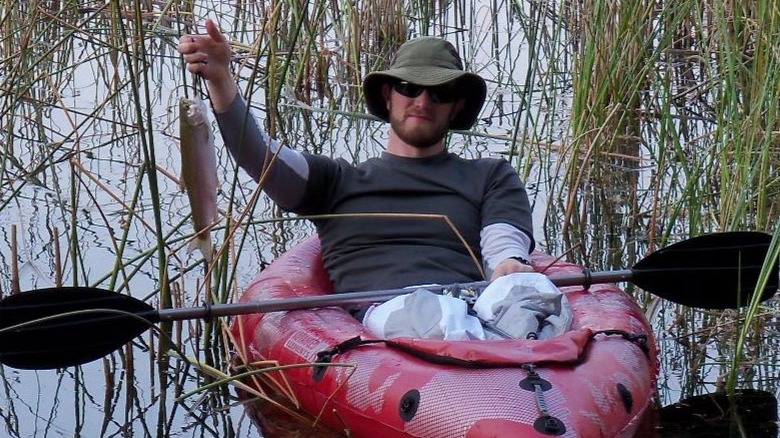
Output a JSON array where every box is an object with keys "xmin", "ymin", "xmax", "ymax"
[{"xmin": 363, "ymin": 37, "xmax": 487, "ymax": 130}]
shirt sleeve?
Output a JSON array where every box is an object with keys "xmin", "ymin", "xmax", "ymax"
[
  {"xmin": 479, "ymin": 159, "xmax": 535, "ymax": 274},
  {"xmin": 213, "ymin": 93, "xmax": 310, "ymax": 210},
  {"xmin": 480, "ymin": 222, "xmax": 533, "ymax": 273}
]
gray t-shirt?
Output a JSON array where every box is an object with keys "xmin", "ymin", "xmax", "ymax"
[{"xmin": 299, "ymin": 151, "xmax": 533, "ymax": 291}]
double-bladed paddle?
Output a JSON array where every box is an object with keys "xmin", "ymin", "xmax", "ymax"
[{"xmin": 0, "ymin": 231, "xmax": 777, "ymax": 370}]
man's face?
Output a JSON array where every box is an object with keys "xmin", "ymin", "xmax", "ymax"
[{"xmin": 384, "ymin": 81, "xmax": 464, "ymax": 149}]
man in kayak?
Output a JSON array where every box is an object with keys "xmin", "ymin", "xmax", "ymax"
[{"xmin": 177, "ymin": 20, "xmax": 535, "ymax": 298}]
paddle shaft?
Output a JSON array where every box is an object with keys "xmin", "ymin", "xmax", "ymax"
[
  {"xmin": 156, "ymin": 269, "xmax": 634, "ymax": 321},
  {"xmin": 166, "ymin": 231, "xmax": 778, "ymax": 317}
]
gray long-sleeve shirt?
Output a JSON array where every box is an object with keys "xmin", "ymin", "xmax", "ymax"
[{"xmin": 215, "ymin": 95, "xmax": 534, "ymax": 292}]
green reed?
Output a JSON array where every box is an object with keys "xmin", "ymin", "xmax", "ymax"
[{"xmin": 555, "ymin": 0, "xmax": 780, "ymax": 396}]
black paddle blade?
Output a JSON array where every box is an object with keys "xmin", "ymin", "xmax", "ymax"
[
  {"xmin": 633, "ymin": 232, "xmax": 778, "ymax": 309},
  {"xmin": 0, "ymin": 287, "xmax": 159, "ymax": 370}
]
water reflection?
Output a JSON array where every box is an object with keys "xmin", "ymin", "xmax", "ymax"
[{"xmin": 658, "ymin": 389, "xmax": 778, "ymax": 437}]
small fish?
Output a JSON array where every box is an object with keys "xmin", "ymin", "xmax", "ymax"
[{"xmin": 179, "ymin": 97, "xmax": 218, "ymax": 262}]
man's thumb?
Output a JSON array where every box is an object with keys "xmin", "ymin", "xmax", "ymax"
[{"xmin": 205, "ymin": 19, "xmax": 226, "ymax": 43}]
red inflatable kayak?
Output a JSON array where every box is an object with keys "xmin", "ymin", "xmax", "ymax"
[{"xmin": 231, "ymin": 236, "xmax": 658, "ymax": 437}]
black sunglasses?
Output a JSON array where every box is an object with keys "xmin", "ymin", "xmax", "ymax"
[{"xmin": 392, "ymin": 81, "xmax": 458, "ymax": 104}]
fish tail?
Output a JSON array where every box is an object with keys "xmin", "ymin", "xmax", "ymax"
[{"xmin": 188, "ymin": 235, "xmax": 214, "ymax": 264}]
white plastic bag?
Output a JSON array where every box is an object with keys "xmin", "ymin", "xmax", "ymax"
[
  {"xmin": 473, "ymin": 272, "xmax": 572, "ymax": 340},
  {"xmin": 362, "ymin": 288, "xmax": 486, "ymax": 340}
]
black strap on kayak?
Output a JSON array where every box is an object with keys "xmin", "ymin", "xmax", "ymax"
[
  {"xmin": 315, "ymin": 336, "xmax": 384, "ymax": 363},
  {"xmin": 314, "ymin": 335, "xmax": 488, "ymax": 369},
  {"xmin": 312, "ymin": 329, "xmax": 651, "ymax": 371},
  {"xmin": 592, "ymin": 329, "xmax": 650, "ymax": 358},
  {"xmin": 581, "ymin": 267, "xmax": 592, "ymax": 290},
  {"xmin": 312, "ymin": 336, "xmax": 384, "ymax": 381}
]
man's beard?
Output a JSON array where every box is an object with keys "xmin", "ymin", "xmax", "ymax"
[{"xmin": 389, "ymin": 112, "xmax": 450, "ymax": 149}]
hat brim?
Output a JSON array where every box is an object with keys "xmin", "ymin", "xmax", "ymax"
[{"xmin": 363, "ymin": 68, "xmax": 487, "ymax": 131}]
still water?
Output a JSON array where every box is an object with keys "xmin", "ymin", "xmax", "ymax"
[{"xmin": 1, "ymin": 1, "xmax": 778, "ymax": 437}]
